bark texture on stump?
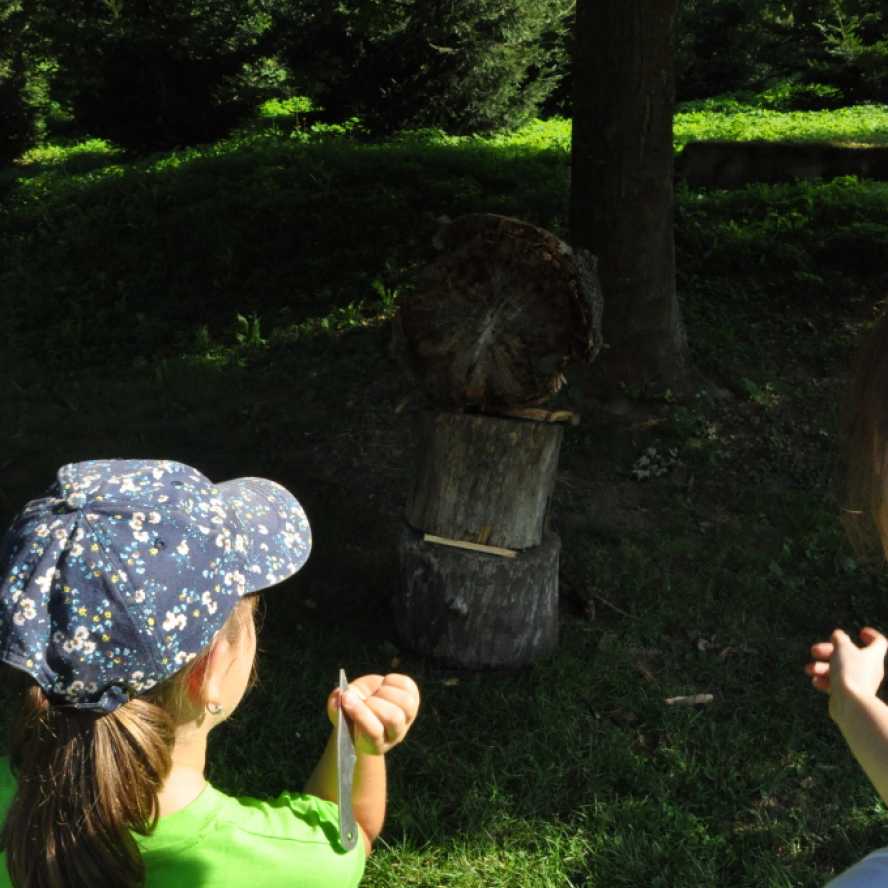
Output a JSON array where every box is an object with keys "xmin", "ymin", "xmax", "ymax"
[
  {"xmin": 570, "ymin": 0, "xmax": 688, "ymax": 388},
  {"xmin": 394, "ymin": 213, "xmax": 602, "ymax": 409},
  {"xmin": 394, "ymin": 524, "xmax": 560, "ymax": 669},
  {"xmin": 406, "ymin": 411, "xmax": 563, "ymax": 550}
]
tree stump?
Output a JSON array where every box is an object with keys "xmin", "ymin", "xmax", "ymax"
[
  {"xmin": 392, "ymin": 215, "xmax": 598, "ymax": 669},
  {"xmin": 406, "ymin": 410, "xmax": 563, "ymax": 550},
  {"xmin": 394, "ymin": 524, "xmax": 560, "ymax": 669},
  {"xmin": 393, "ymin": 213, "xmax": 603, "ymax": 409}
]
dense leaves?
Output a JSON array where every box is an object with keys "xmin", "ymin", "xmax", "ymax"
[
  {"xmin": 0, "ymin": 1, "xmax": 887, "ymax": 161},
  {"xmin": 676, "ymin": 0, "xmax": 888, "ymax": 104},
  {"xmin": 0, "ymin": 1, "xmax": 49, "ymax": 164},
  {"xmin": 275, "ymin": 0, "xmax": 572, "ymax": 134},
  {"xmin": 42, "ymin": 0, "xmax": 280, "ymax": 152}
]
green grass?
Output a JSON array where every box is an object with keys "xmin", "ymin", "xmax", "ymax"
[
  {"xmin": 2, "ymin": 102, "xmax": 888, "ymax": 885},
  {"xmin": 675, "ymin": 103, "xmax": 888, "ymax": 148}
]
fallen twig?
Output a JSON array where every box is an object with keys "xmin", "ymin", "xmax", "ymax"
[
  {"xmin": 665, "ymin": 693, "xmax": 714, "ymax": 706},
  {"xmin": 590, "ymin": 592, "xmax": 633, "ymax": 619}
]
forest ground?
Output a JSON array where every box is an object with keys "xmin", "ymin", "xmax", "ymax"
[{"xmin": 1, "ymin": 103, "xmax": 888, "ymax": 886}]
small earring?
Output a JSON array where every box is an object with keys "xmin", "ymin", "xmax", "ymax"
[{"xmin": 206, "ymin": 702, "xmax": 224, "ymax": 716}]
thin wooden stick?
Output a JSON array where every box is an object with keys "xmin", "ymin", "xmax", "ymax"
[
  {"xmin": 590, "ymin": 592, "xmax": 633, "ymax": 619},
  {"xmin": 423, "ymin": 533, "xmax": 518, "ymax": 559},
  {"xmin": 665, "ymin": 694, "xmax": 714, "ymax": 706}
]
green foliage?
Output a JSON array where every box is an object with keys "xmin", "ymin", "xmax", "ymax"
[
  {"xmin": 0, "ymin": 119, "xmax": 569, "ymax": 370},
  {"xmin": 676, "ymin": 0, "xmax": 778, "ymax": 100},
  {"xmin": 258, "ymin": 96, "xmax": 314, "ymax": 119},
  {"xmin": 274, "ymin": 0, "xmax": 572, "ymax": 134},
  {"xmin": 0, "ymin": 53, "xmax": 38, "ymax": 166},
  {"xmin": 674, "ymin": 103, "xmax": 888, "ymax": 148},
  {"xmin": 233, "ymin": 312, "xmax": 266, "ymax": 348},
  {"xmin": 675, "ymin": 0, "xmax": 888, "ymax": 104},
  {"xmin": 0, "ymin": 2, "xmax": 52, "ymax": 165},
  {"xmin": 758, "ymin": 79, "xmax": 847, "ymax": 110},
  {"xmin": 45, "ymin": 0, "xmax": 282, "ymax": 152},
  {"xmin": 813, "ymin": 0, "xmax": 888, "ymax": 101},
  {"xmin": 4, "ymin": 105, "xmax": 887, "ymax": 372},
  {"xmin": 677, "ymin": 82, "xmax": 847, "ymax": 114}
]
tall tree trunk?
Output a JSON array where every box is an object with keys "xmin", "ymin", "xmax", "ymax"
[{"xmin": 570, "ymin": 0, "xmax": 688, "ymax": 391}]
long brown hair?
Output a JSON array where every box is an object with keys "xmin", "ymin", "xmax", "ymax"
[
  {"xmin": 1, "ymin": 596, "xmax": 258, "ymax": 888},
  {"xmin": 842, "ymin": 308, "xmax": 888, "ymax": 558}
]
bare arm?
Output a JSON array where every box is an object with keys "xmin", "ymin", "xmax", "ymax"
[
  {"xmin": 807, "ymin": 627, "xmax": 888, "ymax": 803},
  {"xmin": 304, "ymin": 728, "xmax": 387, "ymax": 855},
  {"xmin": 832, "ymin": 692, "xmax": 888, "ymax": 805}
]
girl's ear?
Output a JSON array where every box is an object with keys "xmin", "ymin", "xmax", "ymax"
[
  {"xmin": 199, "ymin": 633, "xmax": 236, "ymax": 711},
  {"xmin": 186, "ymin": 654, "xmax": 210, "ymax": 706}
]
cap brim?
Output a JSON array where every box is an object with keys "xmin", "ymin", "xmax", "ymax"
[{"xmin": 216, "ymin": 477, "xmax": 312, "ymax": 595}]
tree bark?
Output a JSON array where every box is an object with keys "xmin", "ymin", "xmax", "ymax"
[
  {"xmin": 406, "ymin": 411, "xmax": 563, "ymax": 550},
  {"xmin": 394, "ymin": 524, "xmax": 560, "ymax": 669},
  {"xmin": 570, "ymin": 0, "xmax": 688, "ymax": 390}
]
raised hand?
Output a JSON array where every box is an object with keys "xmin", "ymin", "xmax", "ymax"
[
  {"xmin": 806, "ymin": 627, "xmax": 888, "ymax": 722},
  {"xmin": 327, "ymin": 673, "xmax": 420, "ymax": 756}
]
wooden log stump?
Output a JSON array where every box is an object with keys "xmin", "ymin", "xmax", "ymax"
[
  {"xmin": 394, "ymin": 524, "xmax": 560, "ymax": 669},
  {"xmin": 393, "ymin": 213, "xmax": 603, "ymax": 409},
  {"xmin": 406, "ymin": 410, "xmax": 563, "ymax": 550}
]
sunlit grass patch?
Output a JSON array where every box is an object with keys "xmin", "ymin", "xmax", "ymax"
[
  {"xmin": 675, "ymin": 105, "xmax": 888, "ymax": 149},
  {"xmin": 17, "ymin": 136, "xmax": 122, "ymax": 167},
  {"xmin": 363, "ymin": 826, "xmax": 593, "ymax": 888},
  {"xmin": 257, "ymin": 96, "xmax": 315, "ymax": 119}
]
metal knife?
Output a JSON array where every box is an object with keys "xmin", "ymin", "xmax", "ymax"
[{"xmin": 336, "ymin": 668, "xmax": 359, "ymax": 851}]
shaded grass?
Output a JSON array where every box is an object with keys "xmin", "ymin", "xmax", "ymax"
[{"xmin": 2, "ymin": 107, "xmax": 888, "ymax": 885}]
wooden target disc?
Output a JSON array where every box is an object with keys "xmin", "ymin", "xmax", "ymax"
[{"xmin": 394, "ymin": 213, "xmax": 602, "ymax": 409}]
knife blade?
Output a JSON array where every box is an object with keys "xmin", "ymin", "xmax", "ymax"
[{"xmin": 336, "ymin": 668, "xmax": 359, "ymax": 851}]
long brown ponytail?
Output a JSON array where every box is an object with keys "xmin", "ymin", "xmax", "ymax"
[
  {"xmin": 1, "ymin": 596, "xmax": 258, "ymax": 888},
  {"xmin": 3, "ymin": 688, "xmax": 174, "ymax": 888}
]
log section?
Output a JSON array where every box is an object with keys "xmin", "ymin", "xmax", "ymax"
[
  {"xmin": 394, "ymin": 524, "xmax": 560, "ymax": 669},
  {"xmin": 406, "ymin": 410, "xmax": 563, "ymax": 550},
  {"xmin": 394, "ymin": 213, "xmax": 603, "ymax": 408}
]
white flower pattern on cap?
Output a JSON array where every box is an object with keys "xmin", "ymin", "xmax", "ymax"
[{"xmin": 0, "ymin": 459, "xmax": 311, "ymax": 713}]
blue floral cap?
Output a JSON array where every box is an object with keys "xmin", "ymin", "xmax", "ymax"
[{"xmin": 0, "ymin": 459, "xmax": 311, "ymax": 713}]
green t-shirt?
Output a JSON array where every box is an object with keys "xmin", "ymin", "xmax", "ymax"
[{"xmin": 0, "ymin": 757, "xmax": 364, "ymax": 888}]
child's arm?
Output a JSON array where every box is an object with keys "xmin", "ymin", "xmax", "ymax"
[
  {"xmin": 304, "ymin": 673, "xmax": 420, "ymax": 856},
  {"xmin": 806, "ymin": 628, "xmax": 888, "ymax": 804}
]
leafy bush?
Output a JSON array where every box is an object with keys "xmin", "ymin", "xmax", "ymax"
[
  {"xmin": 813, "ymin": 1, "xmax": 888, "ymax": 102},
  {"xmin": 0, "ymin": 3, "xmax": 52, "ymax": 165},
  {"xmin": 677, "ymin": 82, "xmax": 847, "ymax": 115},
  {"xmin": 675, "ymin": 0, "xmax": 779, "ymax": 100},
  {"xmin": 674, "ymin": 0, "xmax": 888, "ymax": 104},
  {"xmin": 759, "ymin": 80, "xmax": 847, "ymax": 111},
  {"xmin": 48, "ymin": 0, "xmax": 280, "ymax": 153},
  {"xmin": 0, "ymin": 57, "xmax": 38, "ymax": 166},
  {"xmin": 275, "ymin": 0, "xmax": 572, "ymax": 134}
]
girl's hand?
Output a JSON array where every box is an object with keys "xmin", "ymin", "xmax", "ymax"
[
  {"xmin": 326, "ymin": 673, "xmax": 420, "ymax": 756},
  {"xmin": 806, "ymin": 627, "xmax": 888, "ymax": 722}
]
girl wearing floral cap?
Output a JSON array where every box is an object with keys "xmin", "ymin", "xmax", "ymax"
[
  {"xmin": 0, "ymin": 459, "xmax": 420, "ymax": 887},
  {"xmin": 806, "ymin": 314, "xmax": 888, "ymax": 886}
]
